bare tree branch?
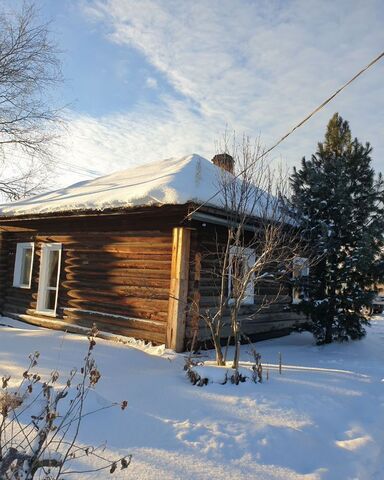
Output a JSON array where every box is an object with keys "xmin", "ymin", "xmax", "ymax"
[
  {"xmin": 0, "ymin": 1, "xmax": 64, "ymax": 200},
  {"xmin": 196, "ymin": 133, "xmax": 309, "ymax": 369}
]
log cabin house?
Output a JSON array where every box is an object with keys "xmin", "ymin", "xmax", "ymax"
[{"xmin": 0, "ymin": 154, "xmax": 304, "ymax": 351}]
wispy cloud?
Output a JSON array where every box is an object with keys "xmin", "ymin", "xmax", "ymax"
[
  {"xmin": 53, "ymin": 101, "xmax": 220, "ymax": 185},
  {"xmin": 146, "ymin": 77, "xmax": 158, "ymax": 89},
  {"xmin": 52, "ymin": 0, "xmax": 384, "ymax": 186}
]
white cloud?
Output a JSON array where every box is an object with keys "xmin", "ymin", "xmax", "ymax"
[
  {"xmin": 51, "ymin": 100, "xmax": 222, "ymax": 186},
  {"xmin": 51, "ymin": 0, "xmax": 384, "ymax": 187},
  {"xmin": 146, "ymin": 76, "xmax": 158, "ymax": 89}
]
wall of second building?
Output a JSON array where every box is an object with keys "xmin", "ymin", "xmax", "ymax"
[
  {"xmin": 184, "ymin": 221, "xmax": 305, "ymax": 348},
  {"xmin": 0, "ymin": 209, "xmax": 180, "ymax": 344}
]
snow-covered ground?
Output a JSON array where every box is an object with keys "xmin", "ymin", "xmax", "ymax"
[{"xmin": 0, "ymin": 316, "xmax": 383, "ymax": 479}]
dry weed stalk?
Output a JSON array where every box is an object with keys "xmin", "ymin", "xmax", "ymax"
[{"xmin": 0, "ymin": 325, "xmax": 130, "ymax": 479}]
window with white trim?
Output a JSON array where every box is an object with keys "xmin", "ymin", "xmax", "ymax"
[
  {"xmin": 37, "ymin": 243, "xmax": 62, "ymax": 316},
  {"xmin": 13, "ymin": 243, "xmax": 34, "ymax": 288},
  {"xmin": 228, "ymin": 246, "xmax": 255, "ymax": 305},
  {"xmin": 292, "ymin": 256, "xmax": 309, "ymax": 304}
]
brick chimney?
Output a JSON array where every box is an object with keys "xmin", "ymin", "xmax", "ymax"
[{"xmin": 211, "ymin": 153, "xmax": 234, "ymax": 174}]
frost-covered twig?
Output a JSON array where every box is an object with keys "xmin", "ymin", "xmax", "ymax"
[{"xmin": 0, "ymin": 324, "xmax": 130, "ymax": 479}]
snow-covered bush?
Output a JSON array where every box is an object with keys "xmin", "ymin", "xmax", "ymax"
[{"xmin": 0, "ymin": 325, "xmax": 130, "ymax": 479}]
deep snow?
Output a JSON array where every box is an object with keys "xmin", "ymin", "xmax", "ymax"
[
  {"xmin": 0, "ymin": 315, "xmax": 383, "ymax": 479},
  {"xmin": 0, "ymin": 154, "xmax": 278, "ymax": 220},
  {"xmin": 0, "ymin": 154, "xmax": 227, "ymax": 216}
]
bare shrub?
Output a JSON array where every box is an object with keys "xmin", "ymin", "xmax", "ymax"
[
  {"xmin": 196, "ymin": 134, "xmax": 307, "ymax": 371},
  {"xmin": 0, "ymin": 325, "xmax": 131, "ymax": 478}
]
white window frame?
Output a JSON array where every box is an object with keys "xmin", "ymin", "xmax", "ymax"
[
  {"xmin": 292, "ymin": 256, "xmax": 309, "ymax": 304},
  {"xmin": 13, "ymin": 242, "xmax": 34, "ymax": 289},
  {"xmin": 36, "ymin": 243, "xmax": 62, "ymax": 317},
  {"xmin": 228, "ymin": 246, "xmax": 256, "ymax": 305}
]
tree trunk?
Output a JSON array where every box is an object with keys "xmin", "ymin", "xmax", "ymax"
[
  {"xmin": 325, "ymin": 283, "xmax": 336, "ymax": 343},
  {"xmin": 213, "ymin": 334, "xmax": 225, "ymax": 366},
  {"xmin": 231, "ymin": 308, "xmax": 240, "ymax": 369}
]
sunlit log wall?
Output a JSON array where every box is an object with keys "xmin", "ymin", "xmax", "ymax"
[{"xmin": 0, "ymin": 207, "xmax": 183, "ymax": 345}]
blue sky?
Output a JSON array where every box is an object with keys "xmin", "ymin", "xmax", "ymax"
[
  {"xmin": 6, "ymin": 0, "xmax": 384, "ymax": 186},
  {"xmin": 40, "ymin": 0, "xmax": 177, "ymax": 118}
]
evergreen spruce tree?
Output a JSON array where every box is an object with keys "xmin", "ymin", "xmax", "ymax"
[{"xmin": 290, "ymin": 113, "xmax": 384, "ymax": 344}]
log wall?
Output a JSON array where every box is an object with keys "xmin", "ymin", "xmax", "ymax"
[
  {"xmin": 0, "ymin": 208, "xmax": 179, "ymax": 344},
  {"xmin": 0, "ymin": 205, "xmax": 306, "ymax": 349},
  {"xmin": 185, "ymin": 222, "xmax": 305, "ymax": 348}
]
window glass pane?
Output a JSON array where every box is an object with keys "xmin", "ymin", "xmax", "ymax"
[
  {"xmin": 47, "ymin": 250, "xmax": 59, "ymax": 288},
  {"xmin": 20, "ymin": 247, "xmax": 32, "ymax": 286},
  {"xmin": 228, "ymin": 247, "xmax": 255, "ymax": 304},
  {"xmin": 46, "ymin": 289, "xmax": 57, "ymax": 311},
  {"xmin": 37, "ymin": 244, "xmax": 61, "ymax": 313}
]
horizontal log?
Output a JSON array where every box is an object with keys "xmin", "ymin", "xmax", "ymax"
[
  {"xmin": 63, "ymin": 265, "xmax": 171, "ymax": 277},
  {"xmin": 196, "ymin": 276, "xmax": 288, "ymax": 289},
  {"xmin": 64, "ymin": 317, "xmax": 166, "ymax": 344},
  {"xmin": 36, "ymin": 233, "xmax": 172, "ymax": 243},
  {"xmin": 199, "ymin": 294, "xmax": 292, "ymax": 307},
  {"xmin": 64, "ymin": 253, "xmax": 172, "ymax": 263},
  {"xmin": 52, "ymin": 237, "xmax": 171, "ymax": 244},
  {"xmin": 62, "ymin": 275, "xmax": 170, "ymax": 288},
  {"xmin": 3, "ymin": 302, "xmax": 37, "ymax": 313},
  {"xmin": 65, "ymin": 289, "xmax": 167, "ymax": 305},
  {"xmin": 63, "ymin": 286, "xmax": 169, "ymax": 301},
  {"xmin": 4, "ymin": 299, "xmax": 36, "ymax": 310},
  {"xmin": 61, "ymin": 281, "xmax": 170, "ymax": 297},
  {"xmin": 63, "ymin": 310, "xmax": 166, "ymax": 334},
  {"xmin": 187, "ymin": 315, "xmax": 307, "ymax": 341},
  {"xmin": 194, "ymin": 287, "xmax": 291, "ymax": 298},
  {"xmin": 58, "ymin": 299, "xmax": 168, "ymax": 323},
  {"xmin": 64, "ymin": 298, "xmax": 168, "ymax": 322},
  {"xmin": 4, "ymin": 299, "xmax": 167, "ymax": 324},
  {"xmin": 60, "ymin": 245, "xmax": 172, "ymax": 254},
  {"xmin": 2, "ymin": 312, "xmax": 166, "ymax": 345},
  {"xmin": 63, "ymin": 259, "xmax": 171, "ymax": 271},
  {"xmin": 9, "ymin": 214, "xmax": 181, "ymax": 234},
  {"xmin": 189, "ymin": 302, "xmax": 290, "ymax": 318},
  {"xmin": 218, "ymin": 311, "xmax": 303, "ymax": 323},
  {"xmin": 4, "ymin": 289, "xmax": 36, "ymax": 300}
]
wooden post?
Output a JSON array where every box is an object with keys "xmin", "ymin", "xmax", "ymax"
[
  {"xmin": 166, "ymin": 227, "xmax": 191, "ymax": 352},
  {"xmin": 0, "ymin": 233, "xmax": 5, "ymax": 312}
]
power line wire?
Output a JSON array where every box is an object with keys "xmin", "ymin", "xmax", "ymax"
[
  {"xmin": 55, "ymin": 161, "xmax": 101, "ymax": 177},
  {"xmin": 186, "ymin": 49, "xmax": 384, "ymax": 220},
  {"xmin": 11, "ymin": 153, "xmax": 102, "ymax": 178}
]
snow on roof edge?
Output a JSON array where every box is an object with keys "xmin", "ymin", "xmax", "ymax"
[
  {"xmin": 0, "ymin": 154, "xmax": 225, "ymax": 218},
  {"xmin": 0, "ymin": 153, "xmax": 287, "ymax": 224}
]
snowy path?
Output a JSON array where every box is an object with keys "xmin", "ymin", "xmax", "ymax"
[{"xmin": 0, "ymin": 316, "xmax": 383, "ymax": 479}]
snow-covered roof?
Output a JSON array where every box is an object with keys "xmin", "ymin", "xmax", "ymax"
[{"xmin": 0, "ymin": 154, "xmax": 236, "ymax": 218}]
